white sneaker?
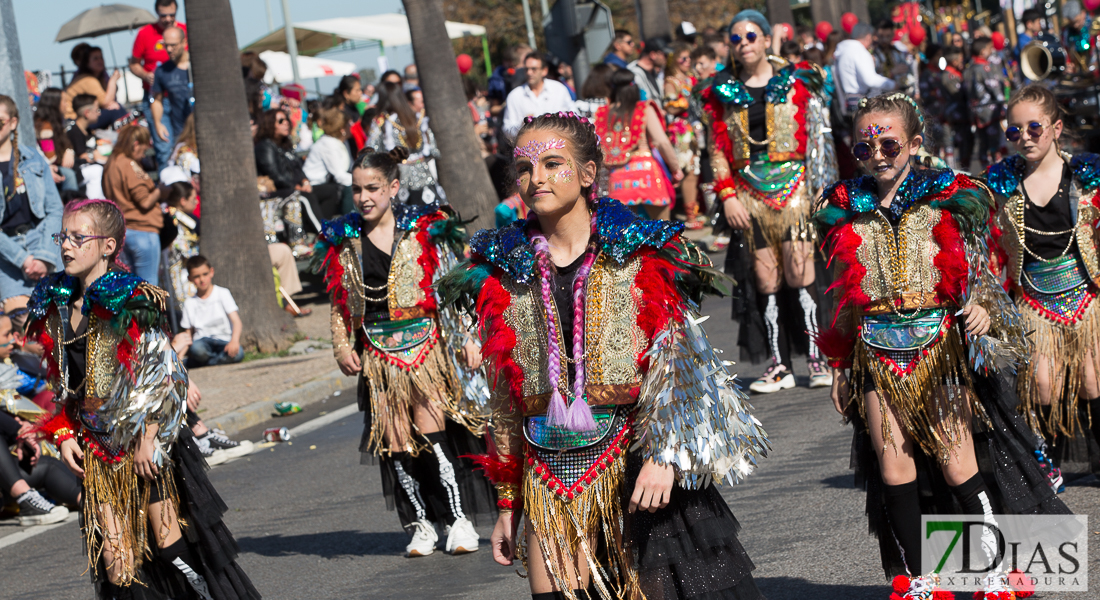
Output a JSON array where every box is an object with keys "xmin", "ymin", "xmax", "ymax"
[
  {"xmin": 205, "ymin": 449, "xmax": 230, "ymax": 466},
  {"xmin": 445, "ymin": 517, "xmax": 479, "ymax": 554},
  {"xmin": 406, "ymin": 519, "xmax": 438, "ymax": 557},
  {"xmin": 807, "ymin": 360, "xmax": 833, "ymax": 389},
  {"xmin": 749, "ymin": 364, "xmax": 795, "ymax": 394},
  {"xmin": 17, "ymin": 490, "xmax": 69, "ymax": 526}
]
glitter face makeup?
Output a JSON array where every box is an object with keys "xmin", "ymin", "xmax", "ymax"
[
  {"xmin": 860, "ymin": 123, "xmax": 891, "ymax": 140},
  {"xmin": 514, "ymin": 138, "xmax": 567, "ymax": 162},
  {"xmin": 558, "ymin": 160, "xmax": 575, "ymax": 183}
]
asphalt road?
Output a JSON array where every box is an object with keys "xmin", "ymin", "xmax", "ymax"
[{"xmin": 2, "ymin": 297, "xmax": 1098, "ymax": 599}]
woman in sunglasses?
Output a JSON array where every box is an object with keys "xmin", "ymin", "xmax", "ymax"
[
  {"xmin": 988, "ymin": 84, "xmax": 1100, "ymax": 471},
  {"xmin": 814, "ymin": 93, "xmax": 1067, "ymax": 599},
  {"xmin": 697, "ymin": 9, "xmax": 838, "ymax": 394}
]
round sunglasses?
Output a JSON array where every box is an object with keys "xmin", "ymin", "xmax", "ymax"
[
  {"xmin": 1005, "ymin": 121, "xmax": 1045, "ymax": 143},
  {"xmin": 729, "ymin": 31, "xmax": 758, "ymax": 45},
  {"xmin": 852, "ymin": 139, "xmax": 905, "ymax": 162}
]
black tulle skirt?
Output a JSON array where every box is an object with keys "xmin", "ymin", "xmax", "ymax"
[
  {"xmin": 90, "ymin": 428, "xmax": 260, "ymax": 600},
  {"xmin": 626, "ymin": 453, "xmax": 765, "ymax": 600},
  {"xmin": 850, "ymin": 369, "xmax": 1072, "ymax": 578}
]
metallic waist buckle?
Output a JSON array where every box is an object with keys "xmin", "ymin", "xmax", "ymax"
[
  {"xmin": 524, "ymin": 407, "xmax": 618, "ymax": 451},
  {"xmin": 1023, "ymin": 255, "xmax": 1088, "ymax": 295},
  {"xmin": 861, "ymin": 308, "xmax": 948, "ymax": 351},
  {"xmin": 362, "ymin": 317, "xmax": 434, "ymax": 352}
]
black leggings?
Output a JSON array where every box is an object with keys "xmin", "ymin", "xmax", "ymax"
[{"xmin": 0, "ymin": 442, "xmax": 82, "ymax": 507}]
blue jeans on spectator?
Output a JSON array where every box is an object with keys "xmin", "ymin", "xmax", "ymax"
[
  {"xmin": 0, "ymin": 228, "xmax": 55, "ymax": 302},
  {"xmin": 121, "ymin": 229, "xmax": 160, "ymax": 284},
  {"xmin": 58, "ymin": 167, "xmax": 78, "ymax": 192},
  {"xmin": 187, "ymin": 337, "xmax": 244, "ymax": 368},
  {"xmin": 142, "ymin": 93, "xmax": 173, "ymax": 171}
]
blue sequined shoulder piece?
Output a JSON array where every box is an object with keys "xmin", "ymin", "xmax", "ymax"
[
  {"xmin": 27, "ymin": 272, "xmax": 77, "ymax": 323},
  {"xmin": 764, "ymin": 66, "xmax": 796, "ymax": 104},
  {"xmin": 711, "ymin": 72, "xmax": 753, "ymax": 106},
  {"xmin": 1070, "ymin": 153, "xmax": 1100, "ymax": 191},
  {"xmin": 84, "ymin": 271, "xmax": 144, "ymax": 315},
  {"xmin": 318, "ymin": 212, "xmax": 363, "ymax": 246},
  {"xmin": 986, "ymin": 156, "xmax": 1025, "ymax": 198},
  {"xmin": 887, "ymin": 168, "xmax": 956, "ymax": 218},
  {"xmin": 594, "ymin": 197, "xmax": 684, "ymax": 263},
  {"xmin": 821, "ymin": 176, "xmax": 877, "ymax": 214},
  {"xmin": 394, "ymin": 201, "xmax": 446, "ymax": 231},
  {"xmin": 469, "ymin": 221, "xmax": 538, "ymax": 284}
]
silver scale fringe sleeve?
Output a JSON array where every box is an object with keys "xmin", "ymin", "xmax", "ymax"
[
  {"xmin": 102, "ymin": 329, "xmax": 189, "ymax": 462},
  {"xmin": 961, "ymin": 239, "xmax": 1032, "ymax": 375},
  {"xmin": 435, "ymin": 247, "xmax": 491, "ymax": 419},
  {"xmin": 631, "ymin": 313, "xmax": 771, "ymax": 490},
  {"xmin": 804, "ymin": 92, "xmax": 838, "ymax": 200}
]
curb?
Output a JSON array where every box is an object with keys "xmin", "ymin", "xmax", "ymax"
[{"xmin": 203, "ymin": 369, "xmax": 356, "ymax": 437}]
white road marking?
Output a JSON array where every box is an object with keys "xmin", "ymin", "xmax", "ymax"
[{"xmin": 0, "ymin": 513, "xmax": 78, "ymax": 551}]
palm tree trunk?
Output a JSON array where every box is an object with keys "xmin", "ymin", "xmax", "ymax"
[
  {"xmin": 402, "ymin": 0, "xmax": 499, "ymax": 231},
  {"xmin": 184, "ymin": 0, "xmax": 297, "ymax": 352},
  {"xmin": 765, "ymin": 0, "xmax": 795, "ymax": 29},
  {"xmin": 636, "ymin": 0, "xmax": 672, "ymax": 41}
]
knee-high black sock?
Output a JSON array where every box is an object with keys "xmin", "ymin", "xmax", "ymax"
[
  {"xmin": 883, "ymin": 481, "xmax": 923, "ymax": 575},
  {"xmin": 950, "ymin": 473, "xmax": 1001, "ymax": 571},
  {"xmin": 159, "ymin": 538, "xmax": 212, "ymax": 600},
  {"xmin": 422, "ymin": 431, "xmax": 465, "ymax": 527},
  {"xmin": 391, "ymin": 451, "xmax": 429, "ymax": 529},
  {"xmin": 757, "ymin": 292, "xmax": 791, "ymax": 369},
  {"xmin": 796, "ymin": 285, "xmax": 822, "ymax": 362}
]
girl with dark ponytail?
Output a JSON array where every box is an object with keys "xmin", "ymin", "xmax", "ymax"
[
  {"xmin": 439, "ymin": 111, "xmax": 769, "ymax": 600},
  {"xmin": 312, "ymin": 145, "xmax": 495, "ymax": 558}
]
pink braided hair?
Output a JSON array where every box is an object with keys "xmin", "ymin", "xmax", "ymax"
[
  {"xmin": 530, "ymin": 211, "xmax": 598, "ymax": 431},
  {"xmin": 64, "ymin": 198, "xmax": 129, "ymax": 270}
]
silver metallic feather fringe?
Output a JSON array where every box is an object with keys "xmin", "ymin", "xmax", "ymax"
[
  {"xmin": 631, "ymin": 313, "xmax": 770, "ymax": 489},
  {"xmin": 436, "ymin": 247, "xmax": 491, "ymax": 419},
  {"xmin": 103, "ymin": 330, "xmax": 188, "ymax": 464},
  {"xmin": 961, "ymin": 240, "xmax": 1032, "ymax": 375}
]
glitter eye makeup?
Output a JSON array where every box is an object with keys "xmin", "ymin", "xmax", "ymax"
[
  {"xmin": 514, "ymin": 138, "xmax": 567, "ymax": 162},
  {"xmin": 860, "ymin": 124, "xmax": 891, "ymax": 139},
  {"xmin": 558, "ymin": 160, "xmax": 576, "ymax": 183}
]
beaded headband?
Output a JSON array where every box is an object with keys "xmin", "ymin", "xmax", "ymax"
[
  {"xmin": 522, "ymin": 111, "xmax": 600, "ymax": 146},
  {"xmin": 858, "ymin": 93, "xmax": 925, "ymax": 126}
]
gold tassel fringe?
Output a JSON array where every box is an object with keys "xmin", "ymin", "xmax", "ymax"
[
  {"xmin": 1016, "ymin": 295, "xmax": 1100, "ymax": 436},
  {"xmin": 82, "ymin": 448, "xmax": 179, "ymax": 587},
  {"xmin": 521, "ymin": 453, "xmax": 641, "ymax": 600},
  {"xmin": 853, "ymin": 328, "xmax": 989, "ymax": 462},
  {"xmin": 735, "ymin": 176, "xmax": 814, "ymax": 257},
  {"xmin": 361, "ymin": 336, "xmax": 485, "ymax": 457}
]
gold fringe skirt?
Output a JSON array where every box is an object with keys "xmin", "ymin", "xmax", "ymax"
[
  {"xmin": 82, "ymin": 447, "xmax": 180, "ymax": 587},
  {"xmin": 852, "ymin": 326, "xmax": 989, "ymax": 463},
  {"xmin": 733, "ymin": 166, "xmax": 814, "ymax": 256},
  {"xmin": 1016, "ymin": 288, "xmax": 1100, "ymax": 436},
  {"xmin": 521, "ymin": 420, "xmax": 640, "ymax": 600},
  {"xmin": 360, "ymin": 324, "xmax": 484, "ymax": 456}
]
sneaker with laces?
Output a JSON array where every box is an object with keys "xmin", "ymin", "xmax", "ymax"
[
  {"xmin": 445, "ymin": 517, "xmax": 480, "ymax": 554},
  {"xmin": 749, "ymin": 364, "xmax": 795, "ymax": 394},
  {"xmin": 17, "ymin": 490, "xmax": 69, "ymax": 526},
  {"xmin": 195, "ymin": 435, "xmax": 229, "ymax": 466},
  {"xmin": 406, "ymin": 519, "xmax": 438, "ymax": 557},
  {"xmin": 807, "ymin": 360, "xmax": 833, "ymax": 389},
  {"xmin": 201, "ymin": 429, "xmax": 254, "ymax": 459}
]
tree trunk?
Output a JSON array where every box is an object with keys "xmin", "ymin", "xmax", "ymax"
[
  {"xmin": 0, "ymin": 0, "xmax": 33, "ymax": 143},
  {"xmin": 810, "ymin": 0, "xmax": 842, "ymax": 29},
  {"xmin": 403, "ymin": 0, "xmax": 499, "ymax": 231},
  {"xmin": 765, "ymin": 0, "xmax": 795, "ymax": 29},
  {"xmin": 848, "ymin": 0, "xmax": 871, "ymax": 26},
  {"xmin": 636, "ymin": 0, "xmax": 672, "ymax": 41},
  {"xmin": 185, "ymin": 0, "xmax": 297, "ymax": 352}
]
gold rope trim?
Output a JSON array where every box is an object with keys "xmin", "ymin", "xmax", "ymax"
[
  {"xmin": 82, "ymin": 449, "xmax": 179, "ymax": 587},
  {"xmin": 360, "ymin": 335, "xmax": 484, "ymax": 457},
  {"xmin": 735, "ymin": 176, "xmax": 814, "ymax": 257},
  {"xmin": 853, "ymin": 328, "xmax": 989, "ymax": 462},
  {"xmin": 521, "ymin": 454, "xmax": 641, "ymax": 600},
  {"xmin": 1017, "ymin": 294, "xmax": 1100, "ymax": 436}
]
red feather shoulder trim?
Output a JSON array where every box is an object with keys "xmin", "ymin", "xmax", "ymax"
[
  {"xmin": 635, "ymin": 249, "xmax": 685, "ymax": 371},
  {"xmin": 477, "ymin": 269, "xmax": 524, "ymax": 410},
  {"xmin": 932, "ymin": 211, "xmax": 967, "ymax": 305},
  {"xmin": 466, "ymin": 453, "xmax": 523, "ymax": 486}
]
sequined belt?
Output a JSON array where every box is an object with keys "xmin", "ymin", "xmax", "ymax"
[
  {"xmin": 79, "ymin": 408, "xmax": 111, "ymax": 434},
  {"xmin": 1023, "ymin": 255, "xmax": 1087, "ymax": 295},
  {"xmin": 362, "ymin": 318, "xmax": 435, "ymax": 353},
  {"xmin": 861, "ymin": 309, "xmax": 949, "ymax": 352},
  {"xmin": 525, "ymin": 410, "xmax": 632, "ymax": 499},
  {"xmin": 525, "ymin": 408, "xmax": 619, "ymax": 451}
]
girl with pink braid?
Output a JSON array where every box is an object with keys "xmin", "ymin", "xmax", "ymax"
[{"xmin": 440, "ymin": 112, "xmax": 770, "ymax": 600}]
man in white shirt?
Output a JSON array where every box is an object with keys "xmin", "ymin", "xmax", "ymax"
[
  {"xmin": 627, "ymin": 38, "xmax": 668, "ymax": 102},
  {"xmin": 834, "ymin": 23, "xmax": 897, "ymax": 115},
  {"xmin": 502, "ymin": 53, "xmax": 576, "ymax": 138}
]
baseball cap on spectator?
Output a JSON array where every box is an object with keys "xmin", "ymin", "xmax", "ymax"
[{"xmin": 642, "ymin": 37, "xmax": 670, "ymax": 55}]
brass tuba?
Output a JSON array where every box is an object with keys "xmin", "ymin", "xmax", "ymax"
[{"xmin": 1021, "ymin": 34, "xmax": 1068, "ymax": 81}]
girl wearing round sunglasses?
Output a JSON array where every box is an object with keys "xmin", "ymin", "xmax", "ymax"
[
  {"xmin": 697, "ymin": 10, "xmax": 839, "ymax": 394},
  {"xmin": 814, "ymin": 94, "xmax": 1066, "ymax": 599},
  {"xmin": 988, "ymin": 84, "xmax": 1100, "ymax": 473}
]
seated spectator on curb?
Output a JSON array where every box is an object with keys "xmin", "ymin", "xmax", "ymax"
[
  {"xmin": 0, "ymin": 95, "xmax": 63, "ymax": 314},
  {"xmin": 33, "ymin": 88, "xmax": 77, "ymax": 193},
  {"xmin": 0, "ymin": 314, "xmax": 79, "ymax": 526},
  {"xmin": 172, "ymin": 255, "xmax": 244, "ymax": 368},
  {"xmin": 254, "ymin": 108, "xmax": 323, "ymax": 230},
  {"xmin": 159, "ymin": 180, "xmax": 199, "ymax": 308},
  {"xmin": 302, "ymin": 107, "xmax": 353, "ymax": 219},
  {"xmin": 102, "ymin": 124, "xmax": 163, "ymax": 284},
  {"xmin": 65, "ymin": 94, "xmax": 107, "ymax": 196}
]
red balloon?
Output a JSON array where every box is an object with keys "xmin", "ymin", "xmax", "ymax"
[
  {"xmin": 991, "ymin": 31, "xmax": 1006, "ymax": 50},
  {"xmin": 841, "ymin": 12, "xmax": 859, "ymax": 34},
  {"xmin": 1086, "ymin": 0, "xmax": 1100, "ymax": 12},
  {"xmin": 908, "ymin": 24, "xmax": 926, "ymax": 46},
  {"xmin": 776, "ymin": 22, "xmax": 793, "ymax": 41},
  {"xmin": 815, "ymin": 21, "xmax": 833, "ymax": 42},
  {"xmin": 456, "ymin": 53, "xmax": 473, "ymax": 74}
]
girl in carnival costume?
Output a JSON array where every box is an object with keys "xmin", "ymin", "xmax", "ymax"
[
  {"xmin": 312, "ymin": 146, "xmax": 494, "ymax": 558},
  {"xmin": 814, "ymin": 94, "xmax": 1070, "ymax": 599},
  {"xmin": 439, "ymin": 111, "xmax": 770, "ymax": 600},
  {"xmin": 696, "ymin": 10, "xmax": 839, "ymax": 394},
  {"xmin": 34, "ymin": 198, "xmax": 259, "ymax": 600},
  {"xmin": 987, "ymin": 84, "xmax": 1100, "ymax": 478}
]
